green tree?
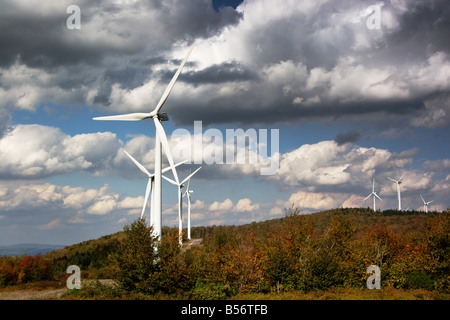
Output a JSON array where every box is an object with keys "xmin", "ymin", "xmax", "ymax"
[{"xmin": 108, "ymin": 218, "xmax": 158, "ymax": 293}]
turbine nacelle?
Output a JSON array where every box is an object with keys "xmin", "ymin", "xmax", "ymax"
[{"xmin": 158, "ymin": 112, "xmax": 169, "ymax": 122}]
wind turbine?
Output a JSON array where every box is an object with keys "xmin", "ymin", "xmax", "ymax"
[
  {"xmin": 387, "ymin": 172, "xmax": 405, "ymax": 211},
  {"xmin": 122, "ymin": 149, "xmax": 186, "ymax": 225},
  {"xmin": 420, "ymin": 194, "xmax": 433, "ymax": 213},
  {"xmin": 364, "ymin": 178, "xmax": 382, "ymax": 211},
  {"xmin": 163, "ymin": 166, "xmax": 202, "ymax": 246},
  {"xmin": 93, "ymin": 44, "xmax": 195, "ymax": 240},
  {"xmin": 183, "ymin": 171, "xmax": 199, "ymax": 240}
]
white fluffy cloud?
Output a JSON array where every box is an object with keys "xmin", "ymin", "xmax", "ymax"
[
  {"xmin": 209, "ymin": 198, "xmax": 233, "ymax": 211},
  {"xmin": 233, "ymin": 198, "xmax": 260, "ymax": 212},
  {"xmin": 0, "ymin": 124, "xmax": 122, "ymax": 179},
  {"xmin": 0, "ymin": 183, "xmax": 129, "ymax": 216},
  {"xmin": 288, "ymin": 191, "xmax": 344, "ymax": 210}
]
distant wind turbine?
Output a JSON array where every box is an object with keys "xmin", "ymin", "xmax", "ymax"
[
  {"xmin": 183, "ymin": 172, "xmax": 199, "ymax": 240},
  {"xmin": 387, "ymin": 172, "xmax": 405, "ymax": 210},
  {"xmin": 93, "ymin": 44, "xmax": 195, "ymax": 240},
  {"xmin": 364, "ymin": 178, "xmax": 382, "ymax": 211},
  {"xmin": 420, "ymin": 194, "xmax": 433, "ymax": 213},
  {"xmin": 122, "ymin": 149, "xmax": 186, "ymax": 225},
  {"xmin": 163, "ymin": 167, "xmax": 202, "ymax": 246}
]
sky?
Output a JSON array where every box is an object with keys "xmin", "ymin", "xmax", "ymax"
[{"xmin": 0, "ymin": 0, "xmax": 450, "ymax": 246}]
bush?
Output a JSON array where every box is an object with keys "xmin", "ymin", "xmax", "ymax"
[
  {"xmin": 189, "ymin": 280, "xmax": 236, "ymax": 300},
  {"xmin": 404, "ymin": 271, "xmax": 435, "ymax": 290}
]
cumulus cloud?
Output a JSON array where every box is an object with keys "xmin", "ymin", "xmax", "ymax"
[
  {"xmin": 0, "ymin": 183, "xmax": 115, "ymax": 215},
  {"xmin": 233, "ymin": 198, "xmax": 260, "ymax": 212},
  {"xmin": 0, "ymin": 124, "xmax": 122, "ymax": 179},
  {"xmin": 269, "ymin": 140, "xmax": 422, "ymax": 192},
  {"xmin": 288, "ymin": 190, "xmax": 345, "ymax": 210},
  {"xmin": 0, "ymin": 122, "xmax": 277, "ymax": 181},
  {"xmin": 0, "ymin": 180, "xmax": 148, "ymax": 244},
  {"xmin": 209, "ymin": 198, "xmax": 233, "ymax": 211}
]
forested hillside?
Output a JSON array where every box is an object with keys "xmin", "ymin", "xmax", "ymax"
[{"xmin": 0, "ymin": 207, "xmax": 448, "ymax": 299}]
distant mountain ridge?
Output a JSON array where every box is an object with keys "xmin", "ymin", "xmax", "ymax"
[{"xmin": 0, "ymin": 243, "xmax": 66, "ymax": 257}]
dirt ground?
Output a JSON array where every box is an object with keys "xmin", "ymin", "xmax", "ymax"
[
  {"xmin": 0, "ymin": 287, "xmax": 67, "ymax": 300},
  {"xmin": 0, "ymin": 279, "xmax": 116, "ymax": 300}
]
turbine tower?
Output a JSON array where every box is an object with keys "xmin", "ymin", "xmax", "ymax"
[
  {"xmin": 364, "ymin": 178, "xmax": 382, "ymax": 211},
  {"xmin": 93, "ymin": 44, "xmax": 195, "ymax": 240},
  {"xmin": 163, "ymin": 167, "xmax": 201, "ymax": 246},
  {"xmin": 122, "ymin": 149, "xmax": 186, "ymax": 224},
  {"xmin": 420, "ymin": 194, "xmax": 433, "ymax": 213},
  {"xmin": 183, "ymin": 170, "xmax": 200, "ymax": 240},
  {"xmin": 387, "ymin": 172, "xmax": 405, "ymax": 211}
]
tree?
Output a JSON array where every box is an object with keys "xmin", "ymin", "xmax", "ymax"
[
  {"xmin": 148, "ymin": 229, "xmax": 194, "ymax": 294},
  {"xmin": 108, "ymin": 218, "xmax": 158, "ymax": 293}
]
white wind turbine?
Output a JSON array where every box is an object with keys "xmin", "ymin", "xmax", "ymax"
[
  {"xmin": 183, "ymin": 171, "xmax": 199, "ymax": 240},
  {"xmin": 364, "ymin": 178, "xmax": 382, "ymax": 211},
  {"xmin": 387, "ymin": 172, "xmax": 405, "ymax": 211},
  {"xmin": 93, "ymin": 44, "xmax": 195, "ymax": 240},
  {"xmin": 163, "ymin": 166, "xmax": 202, "ymax": 246},
  {"xmin": 122, "ymin": 149, "xmax": 186, "ymax": 225},
  {"xmin": 420, "ymin": 194, "xmax": 433, "ymax": 213}
]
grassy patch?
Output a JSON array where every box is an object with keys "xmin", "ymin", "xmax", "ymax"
[{"xmin": 231, "ymin": 287, "xmax": 450, "ymax": 300}]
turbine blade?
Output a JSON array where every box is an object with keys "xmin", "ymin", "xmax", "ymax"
[
  {"xmin": 141, "ymin": 178, "xmax": 152, "ymax": 219},
  {"xmin": 387, "ymin": 177, "xmax": 397, "ymax": 183},
  {"xmin": 181, "ymin": 166, "xmax": 202, "ymax": 185},
  {"xmin": 161, "ymin": 160, "xmax": 187, "ymax": 174},
  {"xmin": 186, "ymin": 177, "xmax": 190, "ymax": 192},
  {"xmin": 154, "ymin": 118, "xmax": 179, "ymax": 184},
  {"xmin": 398, "ymin": 172, "xmax": 406, "ymax": 182},
  {"xmin": 162, "ymin": 175, "xmax": 178, "ymax": 186},
  {"xmin": 420, "ymin": 194, "xmax": 425, "ymax": 203},
  {"xmin": 375, "ymin": 193, "xmax": 382, "ymax": 200},
  {"xmin": 123, "ymin": 149, "xmax": 152, "ymax": 177},
  {"xmin": 364, "ymin": 194, "xmax": 372, "ymax": 201},
  {"xmin": 93, "ymin": 113, "xmax": 151, "ymax": 121},
  {"xmin": 152, "ymin": 44, "xmax": 195, "ymax": 115}
]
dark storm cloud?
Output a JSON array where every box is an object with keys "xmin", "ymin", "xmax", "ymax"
[
  {"xmin": 178, "ymin": 61, "xmax": 260, "ymax": 85},
  {"xmin": 334, "ymin": 130, "xmax": 361, "ymax": 146},
  {"xmin": 168, "ymin": 80, "xmax": 427, "ymax": 127},
  {"xmin": 0, "ymin": 108, "xmax": 12, "ymax": 138},
  {"xmin": 376, "ymin": 1, "xmax": 450, "ymax": 65},
  {"xmin": 0, "ymin": 0, "xmax": 242, "ymax": 69},
  {"xmin": 162, "ymin": 0, "xmax": 450, "ymax": 127},
  {"xmin": 1, "ymin": 0, "xmax": 450, "ymax": 129}
]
